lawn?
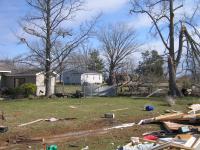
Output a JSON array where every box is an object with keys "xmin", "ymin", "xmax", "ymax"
[{"xmin": 0, "ymin": 96, "xmax": 199, "ymax": 149}]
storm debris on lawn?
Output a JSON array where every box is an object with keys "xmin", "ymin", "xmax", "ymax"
[
  {"xmin": 0, "ymin": 126, "xmax": 8, "ymax": 133},
  {"xmin": 111, "ymin": 108, "xmax": 129, "ymax": 112},
  {"xmin": 104, "ymin": 113, "xmax": 115, "ymax": 119},
  {"xmin": 18, "ymin": 117, "xmax": 77, "ymax": 127},
  {"xmin": 119, "ymin": 104, "xmax": 200, "ymax": 150},
  {"xmin": 188, "ymin": 104, "xmax": 200, "ymax": 114}
]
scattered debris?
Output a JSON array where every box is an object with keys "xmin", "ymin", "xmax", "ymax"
[
  {"xmin": 18, "ymin": 117, "xmax": 77, "ymax": 126},
  {"xmin": 104, "ymin": 113, "xmax": 115, "ymax": 119},
  {"xmin": 143, "ymin": 135, "xmax": 158, "ymax": 141},
  {"xmin": 165, "ymin": 96, "xmax": 175, "ymax": 106},
  {"xmin": 142, "ymin": 130, "xmax": 166, "ymax": 137},
  {"xmin": 45, "ymin": 117, "xmax": 77, "ymax": 122},
  {"xmin": 138, "ymin": 111, "xmax": 200, "ymax": 125},
  {"xmin": 46, "ymin": 144, "xmax": 58, "ymax": 150},
  {"xmin": 1, "ymin": 111, "xmax": 6, "ymax": 121},
  {"xmin": 69, "ymin": 105, "xmax": 77, "ymax": 109},
  {"xmin": 188, "ymin": 104, "xmax": 200, "ymax": 114},
  {"xmin": 144, "ymin": 105, "xmax": 154, "ymax": 111},
  {"xmin": 108, "ymin": 122, "xmax": 135, "ymax": 130},
  {"xmin": 111, "ymin": 108, "xmax": 129, "ymax": 112},
  {"xmin": 81, "ymin": 146, "xmax": 89, "ymax": 150},
  {"xmin": 18, "ymin": 119, "xmax": 44, "ymax": 127},
  {"xmin": 175, "ymin": 134, "xmax": 193, "ymax": 141},
  {"xmin": 121, "ymin": 104, "xmax": 200, "ymax": 150},
  {"xmin": 0, "ymin": 126, "xmax": 8, "ymax": 133},
  {"xmin": 146, "ymin": 89, "xmax": 163, "ymax": 98},
  {"xmin": 165, "ymin": 109, "xmax": 180, "ymax": 113}
]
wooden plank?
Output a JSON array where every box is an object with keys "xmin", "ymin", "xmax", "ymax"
[
  {"xmin": 163, "ymin": 121, "xmax": 191, "ymax": 132},
  {"xmin": 176, "ymin": 134, "xmax": 193, "ymax": 141},
  {"xmin": 18, "ymin": 119, "xmax": 44, "ymax": 127},
  {"xmin": 184, "ymin": 136, "xmax": 197, "ymax": 148}
]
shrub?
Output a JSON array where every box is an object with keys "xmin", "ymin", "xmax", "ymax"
[{"xmin": 20, "ymin": 83, "xmax": 37, "ymax": 97}]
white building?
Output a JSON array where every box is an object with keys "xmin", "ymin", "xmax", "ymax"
[
  {"xmin": 81, "ymin": 73, "xmax": 103, "ymax": 85},
  {"xmin": 63, "ymin": 70, "xmax": 103, "ymax": 85}
]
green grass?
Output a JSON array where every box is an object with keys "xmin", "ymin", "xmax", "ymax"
[{"xmin": 0, "ymin": 96, "xmax": 199, "ymax": 149}]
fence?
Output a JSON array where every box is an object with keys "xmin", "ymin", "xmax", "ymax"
[{"xmin": 82, "ymin": 84, "xmax": 117, "ymax": 97}]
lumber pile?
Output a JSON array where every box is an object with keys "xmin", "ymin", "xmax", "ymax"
[{"xmin": 119, "ymin": 104, "xmax": 200, "ymax": 150}]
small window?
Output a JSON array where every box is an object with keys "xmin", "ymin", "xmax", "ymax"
[{"xmin": 14, "ymin": 78, "xmax": 25, "ymax": 88}]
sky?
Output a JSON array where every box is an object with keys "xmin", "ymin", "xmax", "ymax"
[{"xmin": 0, "ymin": 0, "xmax": 199, "ymax": 60}]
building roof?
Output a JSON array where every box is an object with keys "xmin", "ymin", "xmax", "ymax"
[
  {"xmin": 0, "ymin": 63, "xmax": 12, "ymax": 73},
  {"xmin": 64, "ymin": 69, "xmax": 99, "ymax": 74},
  {"xmin": 6, "ymin": 69, "xmax": 57, "ymax": 77}
]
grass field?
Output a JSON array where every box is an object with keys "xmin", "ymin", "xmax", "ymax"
[{"xmin": 0, "ymin": 96, "xmax": 199, "ymax": 149}]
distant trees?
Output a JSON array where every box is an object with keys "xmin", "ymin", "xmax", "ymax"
[
  {"xmin": 98, "ymin": 24, "xmax": 138, "ymax": 85},
  {"xmin": 130, "ymin": 0, "xmax": 200, "ymax": 97},
  {"xmin": 64, "ymin": 44, "xmax": 104, "ymax": 73},
  {"xmin": 136, "ymin": 50, "xmax": 164, "ymax": 83},
  {"xmin": 87, "ymin": 50, "xmax": 104, "ymax": 73},
  {"xmin": 19, "ymin": 0, "xmax": 97, "ymax": 96}
]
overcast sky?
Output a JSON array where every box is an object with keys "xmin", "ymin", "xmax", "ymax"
[{"xmin": 0, "ymin": 0, "xmax": 199, "ymax": 60}]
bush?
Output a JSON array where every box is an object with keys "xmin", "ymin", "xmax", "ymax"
[{"xmin": 20, "ymin": 83, "xmax": 37, "ymax": 97}]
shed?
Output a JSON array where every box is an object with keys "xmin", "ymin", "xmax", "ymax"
[{"xmin": 3, "ymin": 70, "xmax": 56, "ymax": 96}]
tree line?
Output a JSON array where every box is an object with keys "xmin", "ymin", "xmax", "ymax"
[{"xmin": 1, "ymin": 0, "xmax": 200, "ymax": 97}]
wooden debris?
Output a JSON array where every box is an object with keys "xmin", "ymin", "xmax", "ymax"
[
  {"xmin": 184, "ymin": 136, "xmax": 197, "ymax": 148},
  {"xmin": 163, "ymin": 122, "xmax": 191, "ymax": 132},
  {"xmin": 138, "ymin": 112, "xmax": 200, "ymax": 125},
  {"xmin": 111, "ymin": 108, "xmax": 128, "ymax": 112},
  {"xmin": 193, "ymin": 136, "xmax": 200, "ymax": 149},
  {"xmin": 137, "ymin": 117, "xmax": 155, "ymax": 125},
  {"xmin": 155, "ymin": 112, "xmax": 184, "ymax": 121},
  {"xmin": 18, "ymin": 119, "xmax": 44, "ymax": 127},
  {"xmin": 175, "ymin": 134, "xmax": 193, "ymax": 141},
  {"xmin": 152, "ymin": 142, "xmax": 194, "ymax": 150},
  {"xmin": 163, "ymin": 121, "xmax": 200, "ymax": 132},
  {"xmin": 0, "ymin": 126, "xmax": 8, "ymax": 133},
  {"xmin": 1, "ymin": 111, "xmax": 6, "ymax": 121},
  {"xmin": 188, "ymin": 104, "xmax": 200, "ymax": 114},
  {"xmin": 165, "ymin": 109, "xmax": 180, "ymax": 113},
  {"xmin": 69, "ymin": 105, "xmax": 77, "ymax": 109},
  {"xmin": 45, "ymin": 117, "xmax": 77, "ymax": 122},
  {"xmin": 18, "ymin": 117, "xmax": 77, "ymax": 126}
]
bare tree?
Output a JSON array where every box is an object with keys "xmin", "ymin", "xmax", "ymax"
[
  {"xmin": 98, "ymin": 23, "xmax": 138, "ymax": 85},
  {"xmin": 19, "ymin": 0, "xmax": 97, "ymax": 96},
  {"xmin": 130, "ymin": 0, "xmax": 200, "ymax": 97}
]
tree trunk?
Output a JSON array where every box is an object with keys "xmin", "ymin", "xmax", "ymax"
[
  {"xmin": 168, "ymin": 56, "xmax": 182, "ymax": 97},
  {"xmin": 168, "ymin": 0, "xmax": 182, "ymax": 97},
  {"xmin": 45, "ymin": 0, "xmax": 52, "ymax": 97},
  {"xmin": 108, "ymin": 65, "xmax": 115, "ymax": 85}
]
